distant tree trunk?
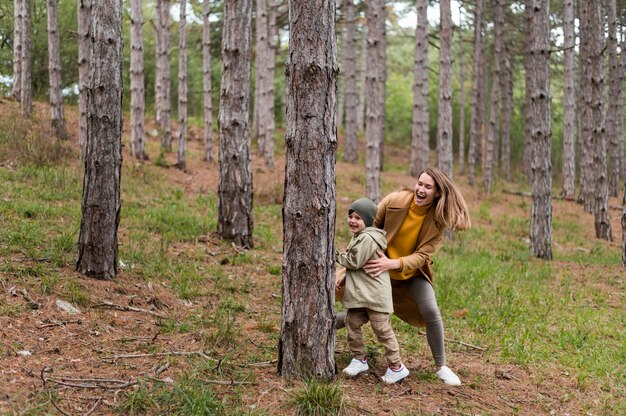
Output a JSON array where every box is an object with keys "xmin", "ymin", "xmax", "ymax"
[
  {"xmin": 580, "ymin": 2, "xmax": 611, "ymax": 240},
  {"xmin": 256, "ymin": 0, "xmax": 277, "ymax": 168},
  {"xmin": 176, "ymin": 0, "xmax": 188, "ymax": 171},
  {"xmin": 522, "ymin": 2, "xmax": 532, "ymax": 182},
  {"xmin": 46, "ymin": 0, "xmax": 68, "ymax": 139},
  {"xmin": 356, "ymin": 24, "xmax": 367, "ymax": 132},
  {"xmin": 365, "ymin": 0, "xmax": 384, "ymax": 202},
  {"xmin": 606, "ymin": 0, "xmax": 624, "ymax": 197},
  {"xmin": 378, "ymin": 3, "xmax": 387, "ymax": 172},
  {"xmin": 157, "ymin": 0, "xmax": 172, "ymax": 152},
  {"xmin": 500, "ymin": 53, "xmax": 512, "ymax": 181},
  {"xmin": 217, "ymin": 0, "xmax": 253, "ymax": 248},
  {"xmin": 12, "ymin": 0, "xmax": 22, "ymax": 101},
  {"xmin": 76, "ymin": 0, "xmax": 123, "ymax": 280},
  {"xmin": 410, "ymin": 0, "xmax": 429, "ymax": 177},
  {"xmin": 343, "ymin": 0, "xmax": 358, "ymax": 163},
  {"xmin": 78, "ymin": 0, "xmax": 91, "ymax": 158},
  {"xmin": 337, "ymin": 51, "xmax": 344, "ymax": 131},
  {"xmin": 561, "ymin": 0, "xmax": 576, "ymax": 198},
  {"xmin": 526, "ymin": 0, "xmax": 552, "ymax": 260},
  {"xmin": 457, "ymin": 27, "xmax": 465, "ymax": 175},
  {"xmin": 622, "ymin": 183, "xmax": 626, "ymax": 267},
  {"xmin": 468, "ymin": 0, "xmax": 483, "ymax": 186},
  {"xmin": 20, "ymin": 0, "xmax": 32, "ymax": 117},
  {"xmin": 437, "ymin": 0, "xmax": 453, "ymax": 177},
  {"xmin": 202, "ymin": 0, "xmax": 213, "ymax": 162},
  {"xmin": 279, "ymin": 0, "xmax": 337, "ymax": 380},
  {"xmin": 130, "ymin": 0, "xmax": 146, "ymax": 160}
]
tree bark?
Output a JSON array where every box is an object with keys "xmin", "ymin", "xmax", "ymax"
[
  {"xmin": 12, "ymin": 0, "xmax": 22, "ymax": 101},
  {"xmin": 410, "ymin": 0, "xmax": 429, "ymax": 177},
  {"xmin": 176, "ymin": 0, "xmax": 188, "ymax": 170},
  {"xmin": 78, "ymin": 0, "xmax": 91, "ymax": 158},
  {"xmin": 561, "ymin": 0, "xmax": 576, "ymax": 198},
  {"xmin": 526, "ymin": 0, "xmax": 552, "ymax": 260},
  {"xmin": 157, "ymin": 0, "xmax": 172, "ymax": 152},
  {"xmin": 279, "ymin": 0, "xmax": 337, "ymax": 380},
  {"xmin": 437, "ymin": 0, "xmax": 453, "ymax": 177},
  {"xmin": 356, "ymin": 23, "xmax": 367, "ymax": 132},
  {"xmin": 202, "ymin": 0, "xmax": 213, "ymax": 162},
  {"xmin": 20, "ymin": 0, "xmax": 32, "ymax": 117},
  {"xmin": 130, "ymin": 0, "xmax": 146, "ymax": 160},
  {"xmin": 622, "ymin": 183, "xmax": 626, "ymax": 267},
  {"xmin": 217, "ymin": 0, "xmax": 253, "ymax": 248},
  {"xmin": 76, "ymin": 0, "xmax": 123, "ymax": 279},
  {"xmin": 457, "ymin": 25, "xmax": 465, "ymax": 175},
  {"xmin": 46, "ymin": 0, "xmax": 68, "ymax": 139},
  {"xmin": 468, "ymin": 0, "xmax": 483, "ymax": 186},
  {"xmin": 606, "ymin": 0, "xmax": 624, "ymax": 197},
  {"xmin": 256, "ymin": 0, "xmax": 277, "ymax": 168},
  {"xmin": 500, "ymin": 48, "xmax": 512, "ymax": 180},
  {"xmin": 343, "ymin": 0, "xmax": 358, "ymax": 163}
]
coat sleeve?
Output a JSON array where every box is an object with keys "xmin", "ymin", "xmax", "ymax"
[
  {"xmin": 374, "ymin": 192, "xmax": 394, "ymax": 228},
  {"xmin": 336, "ymin": 235, "xmax": 377, "ymax": 271}
]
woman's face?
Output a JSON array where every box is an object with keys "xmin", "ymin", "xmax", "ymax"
[{"xmin": 414, "ymin": 173, "xmax": 440, "ymax": 206}]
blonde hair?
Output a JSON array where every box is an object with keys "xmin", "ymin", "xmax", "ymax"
[{"xmin": 420, "ymin": 167, "xmax": 471, "ymax": 231}]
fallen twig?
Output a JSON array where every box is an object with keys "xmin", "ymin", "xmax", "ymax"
[
  {"xmin": 102, "ymin": 350, "xmax": 214, "ymax": 361},
  {"xmin": 200, "ymin": 378, "xmax": 254, "ymax": 386},
  {"xmin": 50, "ymin": 400, "xmax": 71, "ymax": 416},
  {"xmin": 84, "ymin": 398, "xmax": 103, "ymax": 416},
  {"xmin": 93, "ymin": 300, "xmax": 167, "ymax": 319},
  {"xmin": 44, "ymin": 375, "xmax": 137, "ymax": 390},
  {"xmin": 417, "ymin": 330, "xmax": 486, "ymax": 351},
  {"xmin": 38, "ymin": 319, "xmax": 83, "ymax": 328}
]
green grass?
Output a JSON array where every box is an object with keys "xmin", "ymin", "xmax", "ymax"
[{"xmin": 290, "ymin": 379, "xmax": 344, "ymax": 416}]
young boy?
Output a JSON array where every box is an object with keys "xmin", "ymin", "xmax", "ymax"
[{"xmin": 336, "ymin": 198, "xmax": 409, "ymax": 384}]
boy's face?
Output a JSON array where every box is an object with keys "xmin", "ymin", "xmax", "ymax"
[{"xmin": 347, "ymin": 211, "xmax": 366, "ymax": 234}]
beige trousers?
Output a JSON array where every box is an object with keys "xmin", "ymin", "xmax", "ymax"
[{"xmin": 345, "ymin": 308, "xmax": 402, "ymax": 367}]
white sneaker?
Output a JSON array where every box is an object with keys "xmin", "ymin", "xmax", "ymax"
[
  {"xmin": 437, "ymin": 365, "xmax": 461, "ymax": 386},
  {"xmin": 342, "ymin": 359, "xmax": 369, "ymax": 376},
  {"xmin": 381, "ymin": 364, "xmax": 409, "ymax": 384}
]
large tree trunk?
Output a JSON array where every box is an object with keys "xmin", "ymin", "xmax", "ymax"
[
  {"xmin": 278, "ymin": 0, "xmax": 337, "ymax": 380},
  {"xmin": 76, "ymin": 0, "xmax": 123, "ymax": 280},
  {"xmin": 356, "ymin": 23, "xmax": 367, "ymax": 132},
  {"xmin": 20, "ymin": 0, "xmax": 32, "ymax": 117},
  {"xmin": 157, "ymin": 0, "xmax": 172, "ymax": 152},
  {"xmin": 410, "ymin": 0, "xmax": 429, "ymax": 177},
  {"xmin": 468, "ymin": 0, "xmax": 483, "ymax": 186},
  {"xmin": 256, "ymin": 0, "xmax": 277, "ymax": 168},
  {"xmin": 78, "ymin": 0, "xmax": 91, "ymax": 158},
  {"xmin": 343, "ymin": 0, "xmax": 358, "ymax": 163},
  {"xmin": 561, "ymin": 0, "xmax": 576, "ymax": 198},
  {"xmin": 365, "ymin": 0, "xmax": 384, "ymax": 202},
  {"xmin": 176, "ymin": 0, "xmax": 188, "ymax": 170},
  {"xmin": 606, "ymin": 0, "xmax": 624, "ymax": 197},
  {"xmin": 580, "ymin": 2, "xmax": 611, "ymax": 241},
  {"xmin": 46, "ymin": 0, "xmax": 68, "ymax": 139},
  {"xmin": 130, "ymin": 0, "xmax": 146, "ymax": 160},
  {"xmin": 202, "ymin": 0, "xmax": 213, "ymax": 162},
  {"xmin": 217, "ymin": 0, "xmax": 253, "ymax": 248},
  {"xmin": 12, "ymin": 0, "xmax": 22, "ymax": 101},
  {"xmin": 437, "ymin": 0, "xmax": 453, "ymax": 177},
  {"xmin": 526, "ymin": 0, "xmax": 552, "ymax": 260},
  {"xmin": 457, "ymin": 26, "xmax": 465, "ymax": 175}
]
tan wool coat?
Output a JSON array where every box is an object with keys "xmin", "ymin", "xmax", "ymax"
[{"xmin": 374, "ymin": 189, "xmax": 444, "ymax": 327}]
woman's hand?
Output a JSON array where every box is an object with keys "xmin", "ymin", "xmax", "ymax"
[{"xmin": 364, "ymin": 250, "xmax": 401, "ymax": 277}]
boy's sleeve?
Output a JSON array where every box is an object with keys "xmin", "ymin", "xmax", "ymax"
[{"xmin": 335, "ymin": 235, "xmax": 377, "ymax": 271}]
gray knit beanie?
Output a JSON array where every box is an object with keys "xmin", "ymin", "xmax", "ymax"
[{"xmin": 348, "ymin": 198, "xmax": 377, "ymax": 227}]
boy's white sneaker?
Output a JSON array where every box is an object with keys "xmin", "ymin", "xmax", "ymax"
[
  {"xmin": 381, "ymin": 364, "xmax": 409, "ymax": 384},
  {"xmin": 437, "ymin": 366, "xmax": 461, "ymax": 386},
  {"xmin": 342, "ymin": 359, "xmax": 369, "ymax": 376}
]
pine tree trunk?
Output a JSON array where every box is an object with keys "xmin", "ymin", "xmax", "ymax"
[
  {"xmin": 365, "ymin": 0, "xmax": 384, "ymax": 203},
  {"xmin": 457, "ymin": 26, "xmax": 465, "ymax": 175},
  {"xmin": 46, "ymin": 0, "xmax": 68, "ymax": 139},
  {"xmin": 356, "ymin": 24, "xmax": 367, "ymax": 132},
  {"xmin": 279, "ymin": 0, "xmax": 337, "ymax": 380},
  {"xmin": 256, "ymin": 0, "xmax": 277, "ymax": 168},
  {"xmin": 12, "ymin": 0, "xmax": 22, "ymax": 101},
  {"xmin": 468, "ymin": 0, "xmax": 483, "ymax": 186},
  {"xmin": 343, "ymin": 0, "xmax": 358, "ymax": 163},
  {"xmin": 130, "ymin": 0, "xmax": 146, "ymax": 160},
  {"xmin": 522, "ymin": 2, "xmax": 532, "ymax": 182},
  {"xmin": 217, "ymin": 0, "xmax": 253, "ymax": 248},
  {"xmin": 336, "ymin": 39, "xmax": 345, "ymax": 132},
  {"xmin": 78, "ymin": 0, "xmax": 91, "ymax": 158},
  {"xmin": 202, "ymin": 0, "xmax": 213, "ymax": 162},
  {"xmin": 20, "ymin": 0, "xmax": 32, "ymax": 117},
  {"xmin": 157, "ymin": 0, "xmax": 172, "ymax": 152},
  {"xmin": 500, "ymin": 51, "xmax": 512, "ymax": 180},
  {"xmin": 176, "ymin": 0, "xmax": 188, "ymax": 170},
  {"xmin": 580, "ymin": 2, "xmax": 611, "ymax": 240},
  {"xmin": 622, "ymin": 183, "xmax": 626, "ymax": 267},
  {"xmin": 410, "ymin": 0, "xmax": 429, "ymax": 177},
  {"xmin": 526, "ymin": 0, "xmax": 552, "ymax": 260},
  {"xmin": 378, "ymin": 3, "xmax": 386, "ymax": 172},
  {"xmin": 76, "ymin": 0, "xmax": 123, "ymax": 280},
  {"xmin": 437, "ymin": 0, "xmax": 453, "ymax": 177},
  {"xmin": 606, "ymin": 0, "xmax": 623, "ymax": 197},
  {"xmin": 561, "ymin": 0, "xmax": 576, "ymax": 197}
]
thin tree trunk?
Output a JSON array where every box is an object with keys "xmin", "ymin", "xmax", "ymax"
[
  {"xmin": 217, "ymin": 0, "xmax": 253, "ymax": 248},
  {"xmin": 522, "ymin": 2, "xmax": 532, "ymax": 182},
  {"xmin": 606, "ymin": 0, "xmax": 623, "ymax": 197},
  {"xmin": 356, "ymin": 23, "xmax": 367, "ymax": 132},
  {"xmin": 78, "ymin": 0, "xmax": 92, "ymax": 158},
  {"xmin": 622, "ymin": 183, "xmax": 626, "ymax": 267},
  {"xmin": 20, "ymin": 0, "xmax": 32, "ymax": 117},
  {"xmin": 526, "ymin": 0, "xmax": 552, "ymax": 260},
  {"xmin": 410, "ymin": 0, "xmax": 429, "ymax": 177},
  {"xmin": 378, "ymin": 1, "xmax": 386, "ymax": 172},
  {"xmin": 457, "ymin": 26, "xmax": 465, "ymax": 175},
  {"xmin": 561, "ymin": 0, "xmax": 576, "ymax": 197},
  {"xmin": 202, "ymin": 0, "xmax": 213, "ymax": 162},
  {"xmin": 468, "ymin": 0, "xmax": 483, "ymax": 185},
  {"xmin": 12, "ymin": 0, "xmax": 22, "ymax": 101},
  {"xmin": 256, "ymin": 0, "xmax": 277, "ymax": 168},
  {"xmin": 337, "ymin": 43, "xmax": 345, "ymax": 131},
  {"xmin": 130, "ymin": 0, "xmax": 146, "ymax": 160},
  {"xmin": 279, "ymin": 0, "xmax": 337, "ymax": 380},
  {"xmin": 47, "ymin": 0, "xmax": 68, "ymax": 139},
  {"xmin": 76, "ymin": 0, "xmax": 123, "ymax": 279},
  {"xmin": 176, "ymin": 0, "xmax": 188, "ymax": 170},
  {"xmin": 343, "ymin": 0, "xmax": 358, "ymax": 163},
  {"xmin": 500, "ymin": 51, "xmax": 512, "ymax": 181},
  {"xmin": 157, "ymin": 0, "xmax": 172, "ymax": 152},
  {"xmin": 437, "ymin": 0, "xmax": 453, "ymax": 177}
]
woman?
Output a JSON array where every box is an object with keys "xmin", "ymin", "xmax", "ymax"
[{"xmin": 363, "ymin": 167, "xmax": 470, "ymax": 385}]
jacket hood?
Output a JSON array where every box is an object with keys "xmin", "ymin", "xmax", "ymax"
[{"xmin": 361, "ymin": 227, "xmax": 387, "ymax": 251}]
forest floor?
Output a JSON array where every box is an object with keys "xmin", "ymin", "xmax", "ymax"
[{"xmin": 0, "ymin": 98, "xmax": 624, "ymax": 415}]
